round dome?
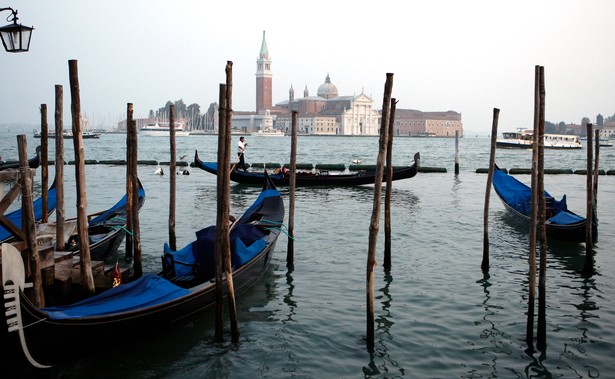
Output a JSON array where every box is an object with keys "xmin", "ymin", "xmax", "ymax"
[{"xmin": 317, "ymin": 74, "xmax": 338, "ymax": 99}]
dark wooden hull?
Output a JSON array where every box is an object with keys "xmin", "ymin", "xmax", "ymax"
[
  {"xmin": 194, "ymin": 150, "xmax": 420, "ymax": 186},
  {"xmin": 0, "ymin": 154, "xmax": 40, "ymax": 171},
  {"xmin": 13, "ymin": 241, "xmax": 274, "ymax": 366}
]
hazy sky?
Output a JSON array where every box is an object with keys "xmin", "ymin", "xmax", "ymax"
[{"xmin": 1, "ymin": 0, "xmax": 614, "ymax": 134}]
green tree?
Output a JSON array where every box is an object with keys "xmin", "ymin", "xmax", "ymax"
[{"xmin": 597, "ymin": 114, "xmax": 604, "ymax": 126}]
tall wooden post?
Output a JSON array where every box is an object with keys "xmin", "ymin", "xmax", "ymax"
[
  {"xmin": 526, "ymin": 66, "xmax": 540, "ymax": 350},
  {"xmin": 224, "ymin": 61, "xmax": 239, "ymax": 343},
  {"xmin": 536, "ymin": 65, "xmax": 548, "ymax": 352},
  {"xmin": 367, "ymin": 73, "xmax": 393, "ymax": 350},
  {"xmin": 583, "ymin": 123, "xmax": 595, "ymax": 276},
  {"xmin": 287, "ymin": 110, "xmax": 298, "ymax": 268},
  {"xmin": 214, "ymin": 83, "xmax": 227, "ymax": 341},
  {"xmin": 130, "ymin": 119, "xmax": 142, "ymax": 277},
  {"xmin": 18, "ymin": 135, "xmax": 45, "ymax": 307},
  {"xmin": 384, "ymin": 98, "xmax": 397, "ymax": 269},
  {"xmin": 54, "ymin": 86, "xmax": 65, "ymax": 250},
  {"xmin": 40, "ymin": 104, "xmax": 49, "ymax": 223},
  {"xmin": 125, "ymin": 103, "xmax": 134, "ymax": 259},
  {"xmin": 69, "ymin": 59, "xmax": 95, "ymax": 294},
  {"xmin": 454, "ymin": 130, "xmax": 460, "ymax": 175},
  {"xmin": 481, "ymin": 108, "xmax": 499, "ymax": 273},
  {"xmin": 592, "ymin": 129, "xmax": 600, "ymax": 216},
  {"xmin": 169, "ymin": 104, "xmax": 177, "ymax": 251}
]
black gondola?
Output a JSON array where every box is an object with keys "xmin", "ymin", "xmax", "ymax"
[
  {"xmin": 2, "ymin": 172, "xmax": 284, "ymax": 368},
  {"xmin": 194, "ymin": 150, "xmax": 420, "ymax": 186},
  {"xmin": 492, "ymin": 164, "xmax": 596, "ymax": 242}
]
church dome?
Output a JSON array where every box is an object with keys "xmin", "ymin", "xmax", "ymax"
[{"xmin": 317, "ymin": 74, "xmax": 338, "ymax": 99}]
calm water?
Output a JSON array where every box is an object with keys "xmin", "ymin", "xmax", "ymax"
[{"xmin": 1, "ymin": 130, "xmax": 615, "ymax": 378}]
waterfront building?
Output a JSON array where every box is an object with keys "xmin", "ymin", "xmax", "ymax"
[{"xmin": 394, "ymin": 109, "xmax": 463, "ymax": 137}]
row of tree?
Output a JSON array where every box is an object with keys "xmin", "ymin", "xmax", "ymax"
[{"xmin": 545, "ymin": 113, "xmax": 614, "ymax": 135}]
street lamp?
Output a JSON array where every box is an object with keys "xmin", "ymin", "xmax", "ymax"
[{"xmin": 0, "ymin": 7, "xmax": 33, "ymax": 53}]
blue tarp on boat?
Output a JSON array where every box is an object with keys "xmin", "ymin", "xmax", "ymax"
[
  {"xmin": 42, "ymin": 275, "xmax": 191, "ymax": 320},
  {"xmin": 0, "ymin": 185, "xmax": 57, "ymax": 242}
]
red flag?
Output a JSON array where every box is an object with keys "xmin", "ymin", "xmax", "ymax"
[{"xmin": 113, "ymin": 261, "xmax": 121, "ymax": 287}]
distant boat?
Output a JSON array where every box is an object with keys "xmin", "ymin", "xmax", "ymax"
[
  {"xmin": 251, "ymin": 127, "xmax": 285, "ymax": 137},
  {"xmin": 33, "ymin": 130, "xmax": 100, "ymax": 139},
  {"xmin": 580, "ymin": 136, "xmax": 613, "ymax": 147},
  {"xmin": 496, "ymin": 129, "xmax": 581, "ymax": 149},
  {"xmin": 139, "ymin": 122, "xmax": 190, "ymax": 137}
]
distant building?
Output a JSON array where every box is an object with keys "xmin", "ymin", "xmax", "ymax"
[{"xmin": 394, "ymin": 109, "xmax": 463, "ymax": 137}]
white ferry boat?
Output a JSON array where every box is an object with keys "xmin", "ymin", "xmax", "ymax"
[
  {"xmin": 251, "ymin": 127, "xmax": 285, "ymax": 137},
  {"xmin": 139, "ymin": 122, "xmax": 190, "ymax": 137},
  {"xmin": 496, "ymin": 130, "xmax": 582, "ymax": 149}
]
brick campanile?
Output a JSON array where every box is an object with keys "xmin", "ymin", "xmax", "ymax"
[{"xmin": 255, "ymin": 31, "xmax": 272, "ymax": 113}]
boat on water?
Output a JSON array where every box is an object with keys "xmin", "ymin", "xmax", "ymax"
[
  {"xmin": 251, "ymin": 127, "xmax": 285, "ymax": 137},
  {"xmin": 36, "ymin": 180, "xmax": 146, "ymax": 261},
  {"xmin": 194, "ymin": 150, "xmax": 420, "ymax": 186},
  {"xmin": 492, "ymin": 165, "xmax": 596, "ymax": 242},
  {"xmin": 496, "ymin": 129, "xmax": 581, "ymax": 149},
  {"xmin": 139, "ymin": 122, "xmax": 190, "ymax": 137},
  {"xmin": 33, "ymin": 130, "xmax": 101, "ymax": 139},
  {"xmin": 580, "ymin": 136, "xmax": 613, "ymax": 147},
  {"xmin": 0, "ymin": 153, "xmax": 40, "ymax": 172},
  {"xmin": 1, "ymin": 172, "xmax": 284, "ymax": 367}
]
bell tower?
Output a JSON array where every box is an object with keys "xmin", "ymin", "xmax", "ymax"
[{"xmin": 255, "ymin": 31, "xmax": 272, "ymax": 113}]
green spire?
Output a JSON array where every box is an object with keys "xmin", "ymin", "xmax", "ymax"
[{"xmin": 260, "ymin": 30, "xmax": 268, "ymax": 57}]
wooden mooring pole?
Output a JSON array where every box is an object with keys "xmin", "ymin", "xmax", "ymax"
[
  {"xmin": 129, "ymin": 118, "xmax": 142, "ymax": 277},
  {"xmin": 40, "ymin": 104, "xmax": 49, "ymax": 223},
  {"xmin": 125, "ymin": 103, "xmax": 134, "ymax": 260},
  {"xmin": 69, "ymin": 59, "xmax": 95, "ymax": 294},
  {"xmin": 454, "ymin": 130, "xmax": 460, "ymax": 175},
  {"xmin": 537, "ymin": 65, "xmax": 547, "ymax": 352},
  {"xmin": 287, "ymin": 110, "xmax": 298, "ymax": 268},
  {"xmin": 384, "ymin": 98, "xmax": 397, "ymax": 270},
  {"xmin": 367, "ymin": 72, "xmax": 393, "ymax": 351},
  {"xmin": 214, "ymin": 83, "xmax": 228, "ymax": 341},
  {"xmin": 583, "ymin": 123, "xmax": 595, "ymax": 276},
  {"xmin": 54, "ymin": 85, "xmax": 65, "ymax": 250},
  {"xmin": 169, "ymin": 104, "xmax": 177, "ymax": 251},
  {"xmin": 18, "ymin": 135, "xmax": 45, "ymax": 307},
  {"xmin": 481, "ymin": 108, "xmax": 499, "ymax": 273},
  {"xmin": 224, "ymin": 61, "xmax": 239, "ymax": 343}
]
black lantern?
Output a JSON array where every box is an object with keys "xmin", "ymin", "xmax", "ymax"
[{"xmin": 0, "ymin": 7, "xmax": 33, "ymax": 53}]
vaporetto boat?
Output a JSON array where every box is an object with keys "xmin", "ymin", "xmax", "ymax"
[
  {"xmin": 139, "ymin": 122, "xmax": 190, "ymax": 137},
  {"xmin": 496, "ymin": 129, "xmax": 582, "ymax": 149}
]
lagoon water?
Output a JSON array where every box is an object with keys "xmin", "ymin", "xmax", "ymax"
[{"xmin": 1, "ymin": 130, "xmax": 615, "ymax": 378}]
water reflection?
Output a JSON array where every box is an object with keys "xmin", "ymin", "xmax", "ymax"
[{"xmin": 363, "ymin": 270, "xmax": 403, "ymax": 378}]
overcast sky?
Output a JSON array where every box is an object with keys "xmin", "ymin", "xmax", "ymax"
[{"xmin": 1, "ymin": 0, "xmax": 614, "ymax": 134}]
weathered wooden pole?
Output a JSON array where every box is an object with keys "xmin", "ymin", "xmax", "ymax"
[
  {"xmin": 526, "ymin": 66, "xmax": 540, "ymax": 350},
  {"xmin": 481, "ymin": 108, "xmax": 499, "ymax": 273},
  {"xmin": 214, "ymin": 83, "xmax": 228, "ymax": 341},
  {"xmin": 125, "ymin": 103, "xmax": 134, "ymax": 259},
  {"xmin": 367, "ymin": 72, "xmax": 393, "ymax": 350},
  {"xmin": 286, "ymin": 110, "xmax": 298, "ymax": 268},
  {"xmin": 40, "ymin": 104, "xmax": 49, "ymax": 223},
  {"xmin": 130, "ymin": 119, "xmax": 142, "ymax": 277},
  {"xmin": 583, "ymin": 123, "xmax": 595, "ymax": 276},
  {"xmin": 169, "ymin": 104, "xmax": 177, "ymax": 251},
  {"xmin": 54, "ymin": 85, "xmax": 65, "ymax": 250},
  {"xmin": 18, "ymin": 135, "xmax": 45, "ymax": 307},
  {"xmin": 536, "ymin": 65, "xmax": 548, "ymax": 352},
  {"xmin": 454, "ymin": 130, "xmax": 460, "ymax": 175},
  {"xmin": 224, "ymin": 61, "xmax": 240, "ymax": 343},
  {"xmin": 69, "ymin": 59, "xmax": 95, "ymax": 294},
  {"xmin": 384, "ymin": 98, "xmax": 397, "ymax": 269},
  {"xmin": 592, "ymin": 128, "xmax": 600, "ymax": 221}
]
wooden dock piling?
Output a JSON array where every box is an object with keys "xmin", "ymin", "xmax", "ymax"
[
  {"xmin": 69, "ymin": 59, "xmax": 95, "ymax": 294},
  {"xmin": 536, "ymin": 65, "xmax": 547, "ymax": 352},
  {"xmin": 481, "ymin": 108, "xmax": 499, "ymax": 273},
  {"xmin": 128, "ymin": 118, "xmax": 142, "ymax": 276},
  {"xmin": 54, "ymin": 85, "xmax": 65, "ymax": 250},
  {"xmin": 287, "ymin": 110, "xmax": 298, "ymax": 268},
  {"xmin": 583, "ymin": 123, "xmax": 595, "ymax": 275},
  {"xmin": 40, "ymin": 104, "xmax": 49, "ymax": 223},
  {"xmin": 169, "ymin": 104, "xmax": 177, "ymax": 251},
  {"xmin": 367, "ymin": 72, "xmax": 393, "ymax": 350},
  {"xmin": 384, "ymin": 98, "xmax": 397, "ymax": 269}
]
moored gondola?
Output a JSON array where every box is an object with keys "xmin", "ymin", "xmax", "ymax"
[
  {"xmin": 194, "ymin": 150, "xmax": 420, "ymax": 186},
  {"xmin": 492, "ymin": 164, "xmax": 596, "ymax": 242},
  {"xmin": 2, "ymin": 172, "xmax": 284, "ymax": 367}
]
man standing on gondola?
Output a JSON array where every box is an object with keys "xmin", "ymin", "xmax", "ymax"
[{"xmin": 237, "ymin": 136, "xmax": 248, "ymax": 171}]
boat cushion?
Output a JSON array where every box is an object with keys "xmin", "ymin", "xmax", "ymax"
[{"xmin": 42, "ymin": 274, "xmax": 191, "ymax": 319}]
